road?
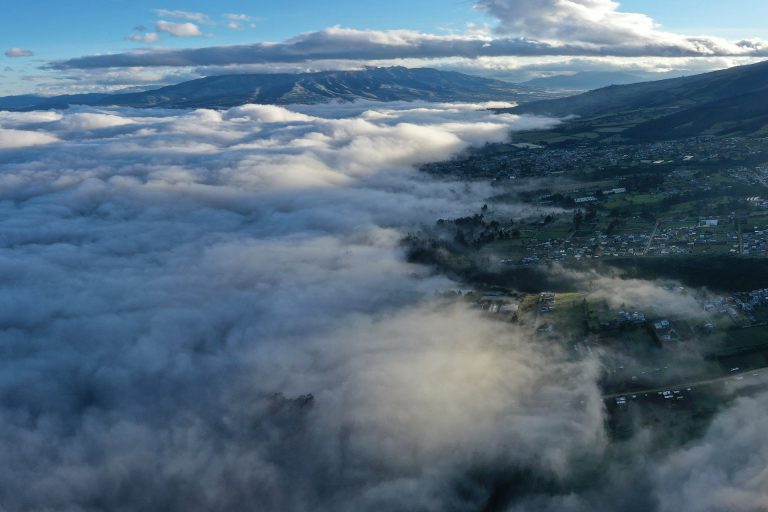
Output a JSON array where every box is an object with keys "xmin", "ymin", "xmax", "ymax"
[
  {"xmin": 642, "ymin": 222, "xmax": 659, "ymax": 256},
  {"xmin": 604, "ymin": 366, "xmax": 768, "ymax": 400}
]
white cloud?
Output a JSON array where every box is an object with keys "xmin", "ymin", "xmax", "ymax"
[
  {"xmin": 50, "ymin": 25, "xmax": 768, "ymax": 71},
  {"xmin": 4, "ymin": 48, "xmax": 34, "ymax": 58},
  {"xmin": 223, "ymin": 104, "xmax": 314, "ymax": 123},
  {"xmin": 0, "ymin": 111, "xmax": 63, "ymax": 125},
  {"xmin": 155, "ymin": 20, "xmax": 204, "ymax": 38},
  {"xmin": 55, "ymin": 112, "xmax": 136, "ymax": 131},
  {"xmin": 653, "ymin": 394, "xmax": 768, "ymax": 512},
  {"xmin": 477, "ymin": 0, "xmax": 663, "ymax": 44},
  {"xmin": 224, "ymin": 13, "xmax": 256, "ymax": 30},
  {"xmin": 440, "ymin": 55, "xmax": 764, "ymax": 82},
  {"xmin": 476, "ymin": 0, "xmax": 768, "ymax": 55},
  {"xmin": 0, "ymin": 103, "xmax": 598, "ymax": 511},
  {"xmin": 0, "ymin": 128, "xmax": 57, "ymax": 149},
  {"xmin": 224, "ymin": 13, "xmax": 252, "ymax": 21},
  {"xmin": 154, "ymin": 9, "xmax": 211, "ymax": 24},
  {"xmin": 126, "ymin": 32, "xmax": 160, "ymax": 44}
]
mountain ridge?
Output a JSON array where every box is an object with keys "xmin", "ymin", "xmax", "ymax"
[
  {"xmin": 508, "ymin": 59, "xmax": 768, "ymax": 143},
  {"xmin": 0, "ymin": 67, "xmax": 558, "ymax": 111}
]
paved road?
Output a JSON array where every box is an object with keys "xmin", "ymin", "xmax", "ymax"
[
  {"xmin": 642, "ymin": 222, "xmax": 659, "ymax": 256},
  {"xmin": 604, "ymin": 367, "xmax": 768, "ymax": 400}
]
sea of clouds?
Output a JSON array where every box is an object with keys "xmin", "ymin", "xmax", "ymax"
[{"xmin": 0, "ymin": 102, "xmax": 765, "ymax": 511}]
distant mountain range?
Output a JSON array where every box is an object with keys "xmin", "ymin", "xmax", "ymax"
[
  {"xmin": 522, "ymin": 71, "xmax": 665, "ymax": 91},
  {"xmin": 0, "ymin": 67, "xmax": 558, "ymax": 111},
  {"xmin": 510, "ymin": 59, "xmax": 768, "ymax": 143}
]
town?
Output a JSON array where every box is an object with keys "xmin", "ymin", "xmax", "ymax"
[
  {"xmin": 418, "ymin": 136, "xmax": 768, "ymax": 267},
  {"xmin": 414, "ymin": 135, "xmax": 768, "ymax": 438}
]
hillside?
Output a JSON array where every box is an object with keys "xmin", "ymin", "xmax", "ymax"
[
  {"xmin": 0, "ymin": 68, "xmax": 556, "ymax": 111},
  {"xmin": 509, "ymin": 59, "xmax": 768, "ymax": 143}
]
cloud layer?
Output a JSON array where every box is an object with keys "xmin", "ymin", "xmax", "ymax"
[
  {"xmin": 50, "ymin": 25, "xmax": 768, "ymax": 71},
  {"xmin": 0, "ymin": 102, "xmax": 603, "ymax": 510},
  {"xmin": 1, "ymin": 100, "xmax": 767, "ymax": 511}
]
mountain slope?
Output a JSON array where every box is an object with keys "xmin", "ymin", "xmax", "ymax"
[
  {"xmin": 0, "ymin": 93, "xmax": 110, "ymax": 111},
  {"xmin": 101, "ymin": 67, "xmax": 553, "ymax": 108},
  {"xmin": 509, "ymin": 59, "xmax": 768, "ymax": 142},
  {"xmin": 0, "ymin": 68, "xmax": 556, "ymax": 111}
]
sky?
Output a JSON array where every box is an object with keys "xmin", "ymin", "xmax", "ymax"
[
  {"xmin": 3, "ymin": 0, "xmax": 768, "ymax": 95},
  {"xmin": 620, "ymin": 0, "xmax": 768, "ymax": 38}
]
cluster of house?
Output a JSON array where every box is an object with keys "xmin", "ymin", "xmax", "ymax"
[
  {"xmin": 725, "ymin": 289, "xmax": 768, "ymax": 325},
  {"xmin": 645, "ymin": 225, "xmax": 742, "ymax": 256},
  {"xmin": 652, "ymin": 319, "xmax": 674, "ymax": 342},
  {"xmin": 741, "ymin": 229, "xmax": 768, "ymax": 256},
  {"xmin": 520, "ymin": 233, "xmax": 650, "ymax": 264},
  {"xmin": 539, "ymin": 292, "xmax": 556, "ymax": 314},
  {"xmin": 618, "ymin": 310, "xmax": 646, "ymax": 325},
  {"xmin": 475, "ymin": 294, "xmax": 520, "ymax": 320},
  {"xmin": 515, "ymin": 219, "xmax": 768, "ymax": 265},
  {"xmin": 425, "ymin": 136, "xmax": 768, "ymax": 182}
]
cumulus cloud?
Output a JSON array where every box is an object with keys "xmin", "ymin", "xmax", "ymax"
[
  {"xmin": 156, "ymin": 20, "xmax": 205, "ymax": 38},
  {"xmin": 476, "ymin": 0, "xmax": 768, "ymax": 58},
  {"xmin": 4, "ymin": 47, "xmax": 34, "ymax": 58},
  {"xmin": 478, "ymin": 0, "xmax": 666, "ymax": 45}
]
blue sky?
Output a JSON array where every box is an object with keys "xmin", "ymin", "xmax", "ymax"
[
  {"xmin": 3, "ymin": 0, "xmax": 475, "ymax": 94},
  {"xmin": 2, "ymin": 0, "xmax": 483, "ymax": 58},
  {"xmin": 3, "ymin": 1, "xmax": 768, "ymax": 95},
  {"xmin": 5, "ymin": 0, "xmax": 767, "ymax": 58},
  {"xmin": 622, "ymin": 0, "xmax": 768, "ymax": 38}
]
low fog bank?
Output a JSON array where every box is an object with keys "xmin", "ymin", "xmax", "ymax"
[
  {"xmin": 0, "ymin": 102, "xmax": 765, "ymax": 511},
  {"xmin": 0, "ymin": 103, "xmax": 598, "ymax": 511}
]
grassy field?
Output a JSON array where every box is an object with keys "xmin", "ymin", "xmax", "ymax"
[{"xmin": 721, "ymin": 325, "xmax": 768, "ymax": 355}]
